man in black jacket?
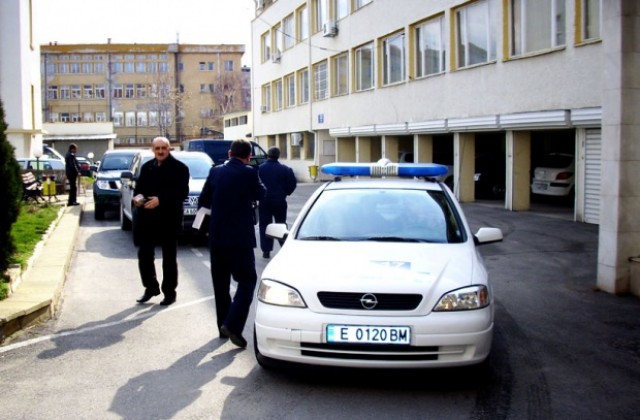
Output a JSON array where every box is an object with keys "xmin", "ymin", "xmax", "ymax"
[
  {"xmin": 257, "ymin": 146, "xmax": 297, "ymax": 259},
  {"xmin": 199, "ymin": 139, "xmax": 265, "ymax": 347},
  {"xmin": 65, "ymin": 143, "xmax": 81, "ymax": 206},
  {"xmin": 134, "ymin": 137, "xmax": 190, "ymax": 306}
]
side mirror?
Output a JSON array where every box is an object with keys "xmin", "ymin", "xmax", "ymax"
[
  {"xmin": 473, "ymin": 227, "xmax": 503, "ymax": 246},
  {"xmin": 266, "ymin": 223, "xmax": 289, "ymax": 242}
]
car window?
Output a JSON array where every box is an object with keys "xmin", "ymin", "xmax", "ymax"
[
  {"xmin": 538, "ymin": 154, "xmax": 573, "ymax": 168},
  {"xmin": 101, "ymin": 154, "xmax": 135, "ymax": 171},
  {"xmin": 181, "ymin": 157, "xmax": 212, "ymax": 178},
  {"xmin": 297, "ymin": 189, "xmax": 464, "ymax": 243}
]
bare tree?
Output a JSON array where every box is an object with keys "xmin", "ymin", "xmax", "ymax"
[{"xmin": 142, "ymin": 72, "xmax": 192, "ymax": 141}]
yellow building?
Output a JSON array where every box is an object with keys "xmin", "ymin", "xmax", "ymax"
[{"xmin": 40, "ymin": 42, "xmax": 247, "ymax": 148}]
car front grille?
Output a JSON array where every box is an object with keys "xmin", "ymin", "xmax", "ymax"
[
  {"xmin": 317, "ymin": 292, "xmax": 422, "ymax": 310},
  {"xmin": 300, "ymin": 342, "xmax": 438, "ymax": 361}
]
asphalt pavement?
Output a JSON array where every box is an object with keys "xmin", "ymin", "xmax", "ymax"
[{"xmin": 1, "ymin": 183, "xmax": 639, "ymax": 419}]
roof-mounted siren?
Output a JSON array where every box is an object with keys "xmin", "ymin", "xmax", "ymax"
[
  {"xmin": 271, "ymin": 50, "xmax": 281, "ymax": 63},
  {"xmin": 322, "ymin": 20, "xmax": 338, "ymax": 37}
]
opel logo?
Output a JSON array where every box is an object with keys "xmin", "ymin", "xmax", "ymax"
[{"xmin": 360, "ymin": 293, "xmax": 378, "ymax": 310}]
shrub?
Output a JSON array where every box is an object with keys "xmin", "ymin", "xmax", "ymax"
[{"xmin": 0, "ymin": 98, "xmax": 23, "ymax": 274}]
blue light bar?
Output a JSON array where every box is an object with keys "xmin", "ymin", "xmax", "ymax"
[{"xmin": 321, "ymin": 160, "xmax": 448, "ymax": 178}]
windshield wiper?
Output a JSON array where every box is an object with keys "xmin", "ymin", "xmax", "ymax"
[
  {"xmin": 365, "ymin": 236, "xmax": 422, "ymax": 242},
  {"xmin": 299, "ymin": 236, "xmax": 342, "ymax": 241}
]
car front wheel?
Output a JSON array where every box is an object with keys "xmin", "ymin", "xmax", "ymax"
[{"xmin": 120, "ymin": 203, "xmax": 132, "ymax": 231}]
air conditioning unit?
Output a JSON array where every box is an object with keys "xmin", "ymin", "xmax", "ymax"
[
  {"xmin": 290, "ymin": 132, "xmax": 303, "ymax": 146},
  {"xmin": 260, "ymin": 105, "xmax": 268, "ymax": 113},
  {"xmin": 271, "ymin": 50, "xmax": 281, "ymax": 63},
  {"xmin": 322, "ymin": 21, "xmax": 338, "ymax": 37},
  {"xmin": 257, "ymin": 0, "xmax": 265, "ymax": 10}
]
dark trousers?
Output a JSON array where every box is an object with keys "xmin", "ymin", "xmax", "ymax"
[
  {"xmin": 210, "ymin": 246, "xmax": 257, "ymax": 335},
  {"xmin": 67, "ymin": 175, "xmax": 77, "ymax": 204},
  {"xmin": 258, "ymin": 199, "xmax": 287, "ymax": 252},
  {"xmin": 138, "ymin": 232, "xmax": 178, "ymax": 298}
]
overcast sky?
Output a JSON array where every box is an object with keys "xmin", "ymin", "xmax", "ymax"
[{"xmin": 35, "ymin": 0, "xmax": 255, "ymax": 65}]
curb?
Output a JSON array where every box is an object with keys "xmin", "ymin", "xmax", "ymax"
[{"xmin": 0, "ymin": 203, "xmax": 82, "ymax": 344}]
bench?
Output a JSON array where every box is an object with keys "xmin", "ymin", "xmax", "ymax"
[{"xmin": 21, "ymin": 172, "xmax": 45, "ymax": 203}]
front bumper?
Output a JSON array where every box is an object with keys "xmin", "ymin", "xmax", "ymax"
[{"xmin": 254, "ymin": 304, "xmax": 493, "ymax": 368}]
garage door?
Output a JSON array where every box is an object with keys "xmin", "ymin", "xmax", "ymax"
[{"xmin": 584, "ymin": 128, "xmax": 601, "ymax": 224}]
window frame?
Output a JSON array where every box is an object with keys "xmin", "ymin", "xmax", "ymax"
[
  {"xmin": 413, "ymin": 14, "xmax": 446, "ymax": 78},
  {"xmin": 298, "ymin": 67, "xmax": 310, "ymax": 104},
  {"xmin": 381, "ymin": 31, "xmax": 406, "ymax": 86},
  {"xmin": 313, "ymin": 60, "xmax": 329, "ymax": 101},
  {"xmin": 331, "ymin": 52, "xmax": 349, "ymax": 97},
  {"xmin": 285, "ymin": 73, "xmax": 296, "ymax": 108},
  {"xmin": 455, "ymin": 0, "xmax": 498, "ymax": 69},
  {"xmin": 510, "ymin": 0, "xmax": 566, "ymax": 57},
  {"xmin": 354, "ymin": 42, "xmax": 374, "ymax": 92}
]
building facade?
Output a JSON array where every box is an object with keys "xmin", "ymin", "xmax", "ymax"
[
  {"xmin": 40, "ymin": 42, "xmax": 246, "ymax": 148},
  {"xmin": 0, "ymin": 0, "xmax": 44, "ymax": 159},
  {"xmin": 250, "ymin": 0, "xmax": 640, "ymax": 295}
]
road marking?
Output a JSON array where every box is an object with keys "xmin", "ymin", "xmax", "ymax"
[{"xmin": 0, "ymin": 296, "xmax": 214, "ymax": 354}]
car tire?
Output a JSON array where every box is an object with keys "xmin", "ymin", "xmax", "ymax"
[
  {"xmin": 253, "ymin": 326, "xmax": 277, "ymax": 369},
  {"xmin": 94, "ymin": 204, "xmax": 105, "ymax": 220},
  {"xmin": 120, "ymin": 203, "xmax": 132, "ymax": 231}
]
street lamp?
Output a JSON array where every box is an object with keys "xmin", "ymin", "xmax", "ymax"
[{"xmin": 33, "ymin": 148, "xmax": 43, "ymax": 182}]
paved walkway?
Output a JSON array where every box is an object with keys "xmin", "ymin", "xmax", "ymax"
[{"xmin": 0, "ymin": 194, "xmax": 84, "ymax": 344}]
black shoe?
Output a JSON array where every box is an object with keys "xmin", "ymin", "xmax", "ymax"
[
  {"xmin": 159, "ymin": 296, "xmax": 176, "ymax": 306},
  {"xmin": 68, "ymin": 202, "xmax": 80, "ymax": 206},
  {"xmin": 220, "ymin": 325, "xmax": 247, "ymax": 348},
  {"xmin": 262, "ymin": 251, "xmax": 270, "ymax": 259},
  {"xmin": 136, "ymin": 290, "xmax": 160, "ymax": 303},
  {"xmin": 218, "ymin": 327, "xmax": 229, "ymax": 339}
]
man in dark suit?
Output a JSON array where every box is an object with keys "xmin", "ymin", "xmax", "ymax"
[
  {"xmin": 199, "ymin": 139, "xmax": 265, "ymax": 348},
  {"xmin": 133, "ymin": 137, "xmax": 190, "ymax": 306},
  {"xmin": 65, "ymin": 143, "xmax": 81, "ymax": 206},
  {"xmin": 257, "ymin": 146, "xmax": 297, "ymax": 259}
]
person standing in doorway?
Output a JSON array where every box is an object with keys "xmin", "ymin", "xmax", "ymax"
[
  {"xmin": 257, "ymin": 146, "xmax": 297, "ymax": 259},
  {"xmin": 199, "ymin": 139, "xmax": 265, "ymax": 348},
  {"xmin": 134, "ymin": 137, "xmax": 190, "ymax": 306},
  {"xmin": 65, "ymin": 143, "xmax": 81, "ymax": 206}
]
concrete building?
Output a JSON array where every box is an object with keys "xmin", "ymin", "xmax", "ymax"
[
  {"xmin": 250, "ymin": 0, "xmax": 640, "ymax": 295},
  {"xmin": 40, "ymin": 42, "xmax": 246, "ymax": 149},
  {"xmin": 0, "ymin": 0, "xmax": 44, "ymax": 159}
]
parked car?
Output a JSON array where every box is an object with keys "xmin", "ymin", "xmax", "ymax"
[
  {"xmin": 182, "ymin": 138, "xmax": 268, "ymax": 167},
  {"xmin": 531, "ymin": 153, "xmax": 575, "ymax": 196},
  {"xmin": 75, "ymin": 156, "xmax": 93, "ymax": 177},
  {"xmin": 119, "ymin": 150, "xmax": 214, "ymax": 238},
  {"xmin": 254, "ymin": 160, "xmax": 503, "ymax": 370},
  {"xmin": 42, "ymin": 144, "xmax": 65, "ymax": 161},
  {"xmin": 93, "ymin": 149, "xmax": 139, "ymax": 220},
  {"xmin": 17, "ymin": 158, "xmax": 65, "ymax": 171}
]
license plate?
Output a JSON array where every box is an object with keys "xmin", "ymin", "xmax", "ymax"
[
  {"xmin": 534, "ymin": 182, "xmax": 548, "ymax": 190},
  {"xmin": 183, "ymin": 207, "xmax": 197, "ymax": 215},
  {"xmin": 326, "ymin": 325, "xmax": 410, "ymax": 345}
]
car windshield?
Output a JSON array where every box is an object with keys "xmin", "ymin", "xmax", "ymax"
[
  {"xmin": 100, "ymin": 154, "xmax": 134, "ymax": 171},
  {"xmin": 297, "ymin": 188, "xmax": 465, "ymax": 243},
  {"xmin": 181, "ymin": 156, "xmax": 212, "ymax": 178}
]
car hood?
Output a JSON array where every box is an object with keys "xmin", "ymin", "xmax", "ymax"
[
  {"xmin": 189, "ymin": 178, "xmax": 206, "ymax": 195},
  {"xmin": 96, "ymin": 170, "xmax": 126, "ymax": 180},
  {"xmin": 262, "ymin": 240, "xmax": 485, "ymax": 312}
]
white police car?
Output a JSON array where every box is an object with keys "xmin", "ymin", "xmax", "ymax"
[{"xmin": 254, "ymin": 160, "xmax": 503, "ymax": 369}]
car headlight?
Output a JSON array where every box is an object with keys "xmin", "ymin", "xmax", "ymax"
[
  {"xmin": 95, "ymin": 180, "xmax": 110, "ymax": 190},
  {"xmin": 433, "ymin": 285, "xmax": 490, "ymax": 311},
  {"xmin": 257, "ymin": 279, "xmax": 306, "ymax": 308}
]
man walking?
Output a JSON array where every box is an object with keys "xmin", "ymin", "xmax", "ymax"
[
  {"xmin": 199, "ymin": 139, "xmax": 265, "ymax": 348},
  {"xmin": 257, "ymin": 146, "xmax": 297, "ymax": 258},
  {"xmin": 65, "ymin": 143, "xmax": 81, "ymax": 206},
  {"xmin": 134, "ymin": 137, "xmax": 190, "ymax": 306}
]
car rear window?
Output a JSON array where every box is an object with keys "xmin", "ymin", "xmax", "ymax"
[{"xmin": 539, "ymin": 154, "xmax": 573, "ymax": 168}]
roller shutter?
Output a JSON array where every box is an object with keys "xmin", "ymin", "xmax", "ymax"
[{"xmin": 584, "ymin": 129, "xmax": 601, "ymax": 224}]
